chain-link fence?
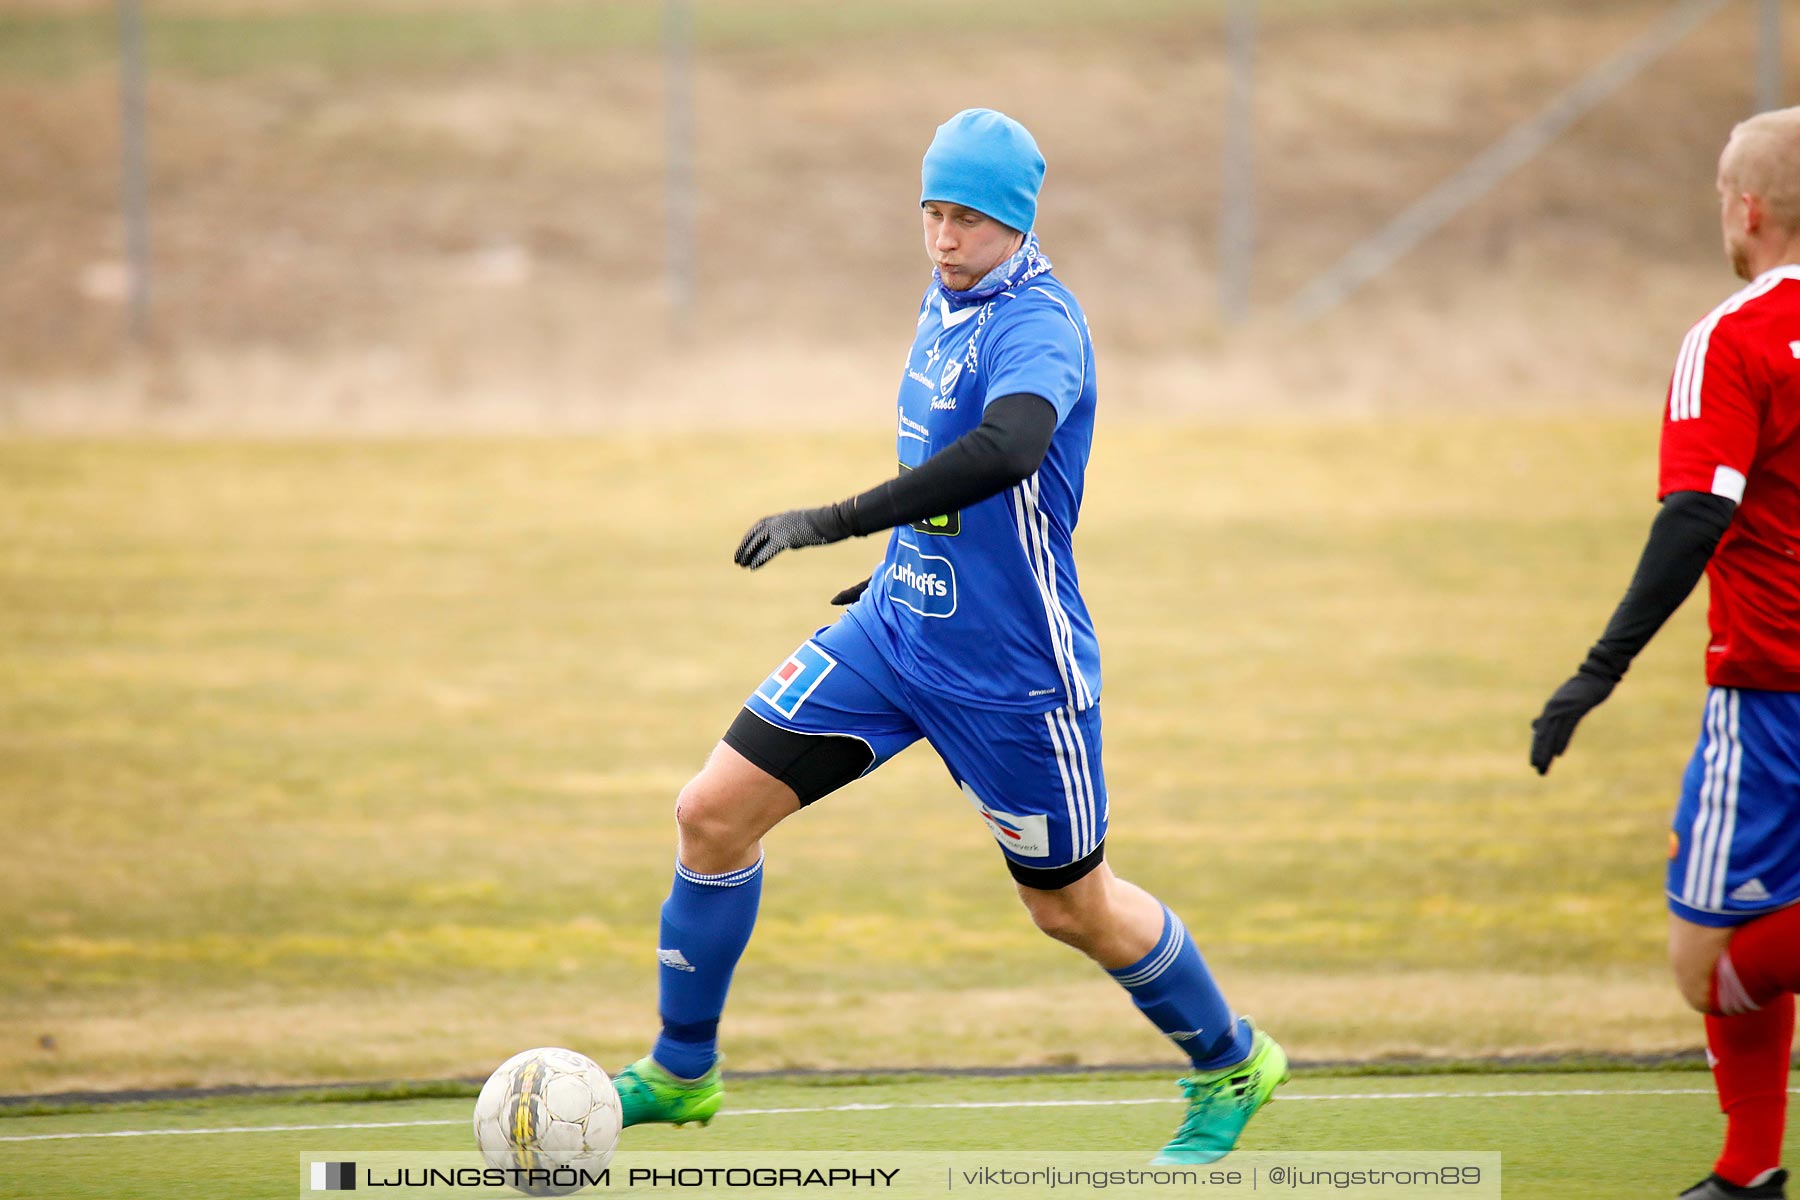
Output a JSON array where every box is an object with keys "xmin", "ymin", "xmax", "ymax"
[{"xmin": 1, "ymin": 0, "xmax": 1789, "ymax": 428}]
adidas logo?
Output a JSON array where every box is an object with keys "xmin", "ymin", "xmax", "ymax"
[
  {"xmin": 657, "ymin": 948, "xmax": 696, "ymax": 973},
  {"xmin": 1731, "ymin": 879, "xmax": 1772, "ymax": 903}
]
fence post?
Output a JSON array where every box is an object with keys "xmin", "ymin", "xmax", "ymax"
[
  {"xmin": 1218, "ymin": 0, "xmax": 1257, "ymax": 323},
  {"xmin": 1758, "ymin": 0, "xmax": 1782, "ymax": 113},
  {"xmin": 663, "ymin": 0, "xmax": 697, "ymax": 340},
  {"xmin": 118, "ymin": 0, "xmax": 152, "ymax": 343}
]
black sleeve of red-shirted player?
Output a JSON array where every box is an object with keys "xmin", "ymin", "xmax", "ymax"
[
  {"xmin": 1528, "ymin": 490, "xmax": 1738, "ymax": 775},
  {"xmin": 1582, "ymin": 490, "xmax": 1738, "ymax": 682}
]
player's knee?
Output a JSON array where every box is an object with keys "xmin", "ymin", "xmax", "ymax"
[
  {"xmin": 1670, "ymin": 951, "xmax": 1720, "ymax": 1015},
  {"xmin": 673, "ymin": 777, "xmax": 750, "ymax": 857},
  {"xmin": 1020, "ymin": 890, "xmax": 1100, "ymax": 951},
  {"xmin": 1675, "ymin": 973, "xmax": 1716, "ymax": 1015},
  {"xmin": 1668, "ymin": 919, "xmax": 1736, "ymax": 1015}
]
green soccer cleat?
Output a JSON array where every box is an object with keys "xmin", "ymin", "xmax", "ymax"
[
  {"xmin": 1152, "ymin": 1026, "xmax": 1289, "ymax": 1165},
  {"xmin": 613, "ymin": 1056, "xmax": 724, "ymax": 1129}
]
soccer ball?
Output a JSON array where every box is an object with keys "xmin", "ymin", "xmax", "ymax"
[{"xmin": 473, "ymin": 1047, "xmax": 622, "ymax": 1197}]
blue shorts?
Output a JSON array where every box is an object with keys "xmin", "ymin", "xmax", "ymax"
[
  {"xmin": 740, "ymin": 615, "xmax": 1108, "ymax": 876},
  {"xmin": 1667, "ymin": 687, "xmax": 1800, "ymax": 927}
]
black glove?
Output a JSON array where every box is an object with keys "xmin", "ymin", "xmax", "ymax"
[
  {"xmin": 732, "ymin": 395, "xmax": 1057, "ymax": 573},
  {"xmin": 733, "ymin": 502, "xmax": 855, "ymax": 570},
  {"xmin": 830, "ymin": 576, "xmax": 871, "ymax": 605},
  {"xmin": 1529, "ymin": 665, "xmax": 1619, "ymax": 775},
  {"xmin": 1528, "ymin": 492, "xmax": 1735, "ymax": 777}
]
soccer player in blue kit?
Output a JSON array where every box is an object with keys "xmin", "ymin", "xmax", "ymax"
[{"xmin": 612, "ymin": 109, "xmax": 1288, "ymax": 1163}]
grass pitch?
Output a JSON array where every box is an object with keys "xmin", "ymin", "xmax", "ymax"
[
  {"xmin": 0, "ymin": 416, "xmax": 1717, "ymax": 1093},
  {"xmin": 0, "ymin": 1068, "xmax": 1763, "ymax": 1200}
]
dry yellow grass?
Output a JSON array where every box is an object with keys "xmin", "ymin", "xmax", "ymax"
[
  {"xmin": 0, "ymin": 416, "xmax": 1722, "ymax": 1093},
  {"xmin": 2, "ymin": 970, "xmax": 1696, "ymax": 1095}
]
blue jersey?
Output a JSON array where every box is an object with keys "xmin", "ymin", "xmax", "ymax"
[{"xmin": 846, "ymin": 235, "xmax": 1101, "ymax": 713}]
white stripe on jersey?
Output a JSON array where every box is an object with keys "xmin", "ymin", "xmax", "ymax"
[
  {"xmin": 1672, "ymin": 310, "xmax": 1707, "ymax": 422},
  {"xmin": 1030, "ymin": 286, "xmax": 1088, "ymax": 386},
  {"xmin": 1011, "ymin": 481, "xmax": 1075, "ymax": 704},
  {"xmin": 1009, "ymin": 476, "xmax": 1093, "ymax": 709},
  {"xmin": 1670, "ymin": 268, "xmax": 1800, "ymax": 422},
  {"xmin": 1027, "ymin": 475, "xmax": 1093, "ymax": 709}
]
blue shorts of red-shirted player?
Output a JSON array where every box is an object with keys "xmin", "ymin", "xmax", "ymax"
[{"xmin": 1667, "ymin": 687, "xmax": 1800, "ymax": 927}]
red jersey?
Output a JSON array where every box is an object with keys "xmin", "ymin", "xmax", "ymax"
[{"xmin": 1659, "ymin": 265, "xmax": 1800, "ymax": 691}]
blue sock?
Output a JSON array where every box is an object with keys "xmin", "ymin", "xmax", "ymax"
[
  {"xmin": 1108, "ymin": 905, "xmax": 1253, "ymax": 1071},
  {"xmin": 650, "ymin": 854, "xmax": 764, "ymax": 1081}
]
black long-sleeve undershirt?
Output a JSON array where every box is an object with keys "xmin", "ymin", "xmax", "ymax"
[
  {"xmin": 843, "ymin": 392, "xmax": 1058, "ymax": 536},
  {"xmin": 1581, "ymin": 489, "xmax": 1738, "ymax": 683},
  {"xmin": 1529, "ymin": 488, "xmax": 1738, "ymax": 773},
  {"xmin": 730, "ymin": 393, "xmax": 1062, "ymax": 573}
]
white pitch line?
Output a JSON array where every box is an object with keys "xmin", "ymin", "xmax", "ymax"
[
  {"xmin": 0, "ymin": 1118, "xmax": 467, "ymax": 1143},
  {"xmin": 723, "ymin": 1087, "xmax": 1730, "ymax": 1116},
  {"xmin": 0, "ymin": 1086, "xmax": 1739, "ymax": 1144}
]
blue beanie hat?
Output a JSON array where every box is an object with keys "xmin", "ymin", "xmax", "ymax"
[{"xmin": 920, "ymin": 108, "xmax": 1044, "ymax": 234}]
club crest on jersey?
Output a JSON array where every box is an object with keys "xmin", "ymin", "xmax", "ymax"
[
  {"xmin": 961, "ymin": 782, "xmax": 1049, "ymax": 857},
  {"xmin": 934, "ymin": 360, "xmax": 963, "ymax": 410},
  {"xmin": 887, "ymin": 540, "xmax": 957, "ymax": 618},
  {"xmin": 755, "ymin": 640, "xmax": 837, "ymax": 718}
]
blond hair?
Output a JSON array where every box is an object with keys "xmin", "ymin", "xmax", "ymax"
[{"xmin": 1727, "ymin": 106, "xmax": 1800, "ymax": 232}]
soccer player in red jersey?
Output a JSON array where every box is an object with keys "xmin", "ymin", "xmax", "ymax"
[{"xmin": 1531, "ymin": 106, "xmax": 1800, "ymax": 1200}]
